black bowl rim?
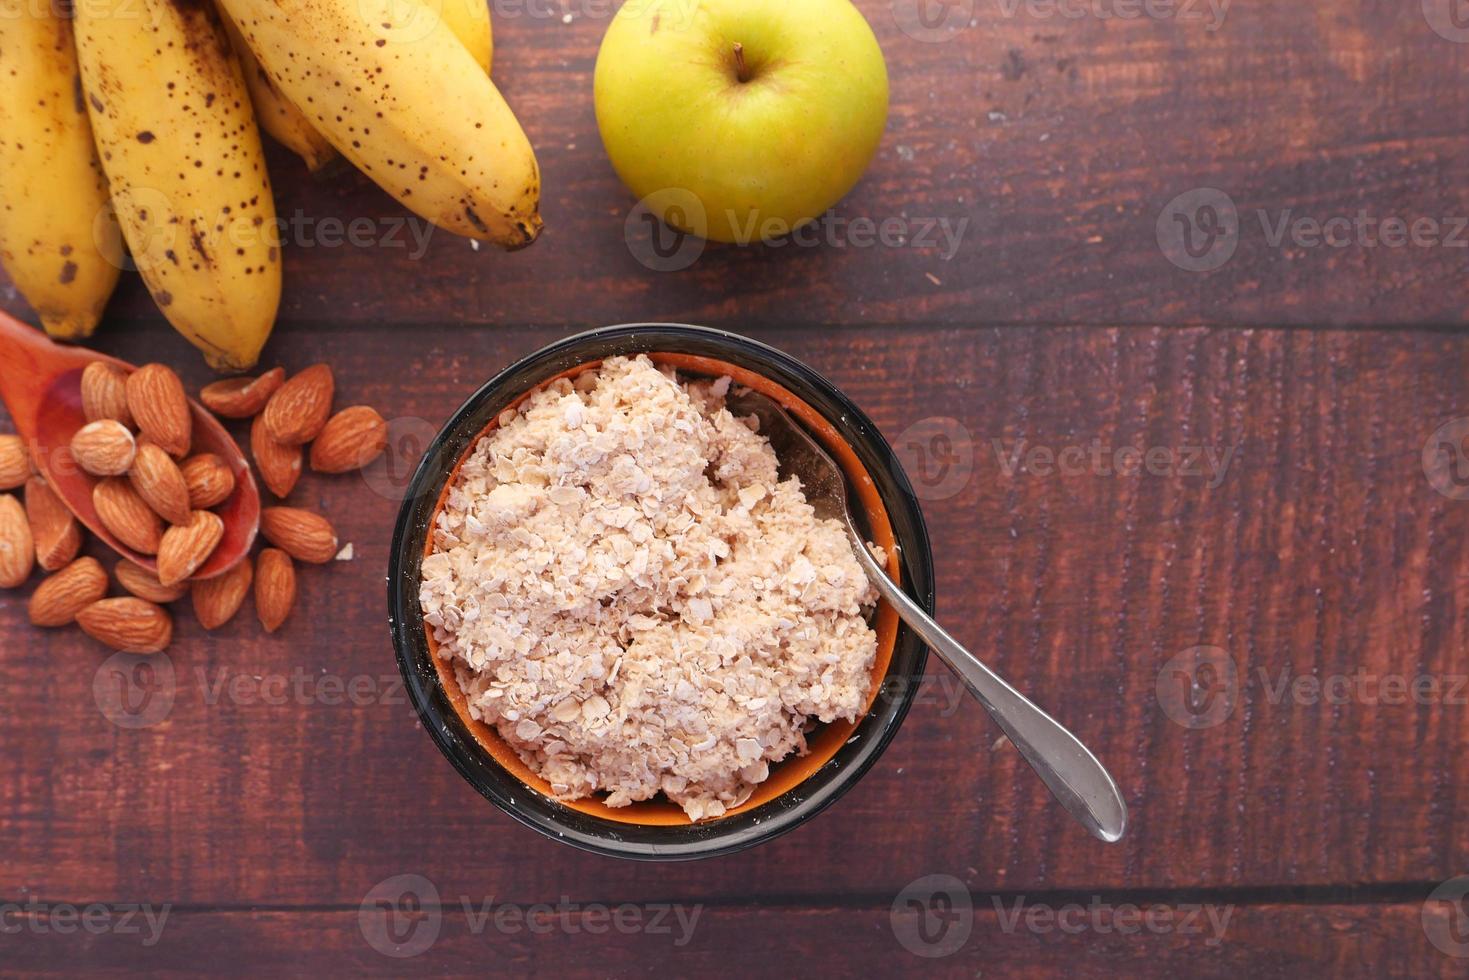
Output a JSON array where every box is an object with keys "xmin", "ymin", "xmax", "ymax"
[{"xmin": 388, "ymin": 323, "xmax": 934, "ymax": 861}]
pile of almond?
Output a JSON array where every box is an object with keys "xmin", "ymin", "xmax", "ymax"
[{"xmin": 0, "ymin": 360, "xmax": 386, "ymax": 654}]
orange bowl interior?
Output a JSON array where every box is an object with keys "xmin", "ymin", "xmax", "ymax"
[{"xmin": 421, "ymin": 353, "xmax": 902, "ymax": 825}]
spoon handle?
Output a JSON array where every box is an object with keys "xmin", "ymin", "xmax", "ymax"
[{"xmin": 849, "ymin": 533, "xmax": 1128, "ymax": 843}]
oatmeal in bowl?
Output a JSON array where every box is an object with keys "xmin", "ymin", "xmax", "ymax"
[
  {"xmin": 390, "ymin": 325, "xmax": 933, "ymax": 858},
  {"xmin": 420, "ymin": 355, "xmax": 883, "ymax": 822}
]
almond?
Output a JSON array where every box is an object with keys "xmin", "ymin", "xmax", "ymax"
[
  {"xmin": 0, "ymin": 494, "xmax": 35, "ymax": 588},
  {"xmin": 125, "ymin": 363, "xmax": 192, "ymax": 458},
  {"xmin": 310, "ymin": 406, "xmax": 388, "ymax": 473},
  {"xmin": 0, "ymin": 434, "xmax": 30, "ymax": 490},
  {"xmin": 262, "ymin": 364, "xmax": 333, "ymax": 446},
  {"xmin": 260, "ymin": 506, "xmax": 338, "ymax": 563},
  {"xmin": 250, "ymin": 413, "xmax": 301, "ymax": 499},
  {"xmin": 29, "ymin": 557, "xmax": 108, "ymax": 627},
  {"xmin": 180, "ymin": 453, "xmax": 236, "ymax": 509},
  {"xmin": 93, "ymin": 477, "xmax": 163, "ymax": 555},
  {"xmin": 191, "ymin": 556, "xmax": 252, "ymax": 629},
  {"xmin": 70, "ymin": 420, "xmax": 137, "ymax": 477},
  {"xmin": 115, "ymin": 559, "xmax": 189, "ymax": 603},
  {"xmin": 200, "ymin": 367, "xmax": 285, "ymax": 418},
  {"xmin": 81, "ymin": 362, "xmax": 133, "ymax": 427},
  {"xmin": 77, "ymin": 597, "xmax": 172, "ymax": 653},
  {"xmin": 156, "ymin": 510, "xmax": 224, "ymax": 586},
  {"xmin": 25, "ymin": 476, "xmax": 81, "ymax": 571},
  {"xmin": 128, "ymin": 443, "xmax": 193, "ymax": 526},
  {"xmin": 254, "ymin": 548, "xmax": 295, "ymax": 633}
]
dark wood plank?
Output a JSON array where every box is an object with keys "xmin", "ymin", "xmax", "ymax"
[
  {"xmin": 1, "ymin": 902, "xmax": 1462, "ymax": 978},
  {"xmin": 3, "ymin": 2, "xmax": 1468, "ymax": 331},
  {"xmin": 1, "ymin": 322, "xmax": 1466, "ymax": 907}
]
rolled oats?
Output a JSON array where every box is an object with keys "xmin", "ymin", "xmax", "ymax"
[{"xmin": 420, "ymin": 356, "xmax": 879, "ymax": 821}]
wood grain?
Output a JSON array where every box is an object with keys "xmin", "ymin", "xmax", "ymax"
[
  {"xmin": 1, "ymin": 322, "xmax": 1466, "ymax": 915},
  {"xmin": 3, "ymin": 4, "xmax": 1467, "ymax": 967},
  {"xmin": 1, "ymin": 902, "xmax": 1462, "ymax": 977},
  {"xmin": 2, "ymin": 2, "xmax": 1467, "ymax": 332}
]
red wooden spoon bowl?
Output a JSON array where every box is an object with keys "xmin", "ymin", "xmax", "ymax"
[{"xmin": 0, "ymin": 311, "xmax": 258, "ymax": 579}]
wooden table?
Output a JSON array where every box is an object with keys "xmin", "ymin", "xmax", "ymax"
[{"xmin": 3, "ymin": 1, "xmax": 1468, "ymax": 975}]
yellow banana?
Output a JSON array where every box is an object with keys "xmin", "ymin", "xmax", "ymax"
[
  {"xmin": 0, "ymin": 0, "xmax": 122, "ymax": 340},
  {"xmin": 218, "ymin": 6, "xmax": 337, "ymax": 173},
  {"xmin": 221, "ymin": 0, "xmax": 540, "ymax": 247},
  {"xmin": 435, "ymin": 0, "xmax": 493, "ymax": 74},
  {"xmin": 221, "ymin": 0, "xmax": 490, "ymax": 173},
  {"xmin": 74, "ymin": 0, "xmax": 281, "ymax": 372}
]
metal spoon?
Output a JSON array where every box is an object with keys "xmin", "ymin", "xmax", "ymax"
[{"xmin": 728, "ymin": 390, "xmax": 1128, "ymax": 843}]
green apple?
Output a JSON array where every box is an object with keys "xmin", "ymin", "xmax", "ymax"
[{"xmin": 594, "ymin": 0, "xmax": 889, "ymax": 245}]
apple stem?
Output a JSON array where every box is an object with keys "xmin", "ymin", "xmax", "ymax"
[{"xmin": 732, "ymin": 42, "xmax": 749, "ymax": 83}]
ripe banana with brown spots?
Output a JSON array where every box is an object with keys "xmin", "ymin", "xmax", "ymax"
[
  {"xmin": 219, "ymin": 5, "xmax": 337, "ymax": 173},
  {"xmin": 221, "ymin": 0, "xmax": 541, "ymax": 247},
  {"xmin": 74, "ymin": 0, "xmax": 280, "ymax": 371},
  {"xmin": 218, "ymin": 0, "xmax": 492, "ymax": 174},
  {"xmin": 0, "ymin": 0, "xmax": 123, "ymax": 340}
]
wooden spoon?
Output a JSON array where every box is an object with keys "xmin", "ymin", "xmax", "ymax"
[{"xmin": 0, "ymin": 310, "xmax": 258, "ymax": 579}]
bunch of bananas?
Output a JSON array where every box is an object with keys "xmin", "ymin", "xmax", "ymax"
[{"xmin": 0, "ymin": 0, "xmax": 541, "ymax": 372}]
